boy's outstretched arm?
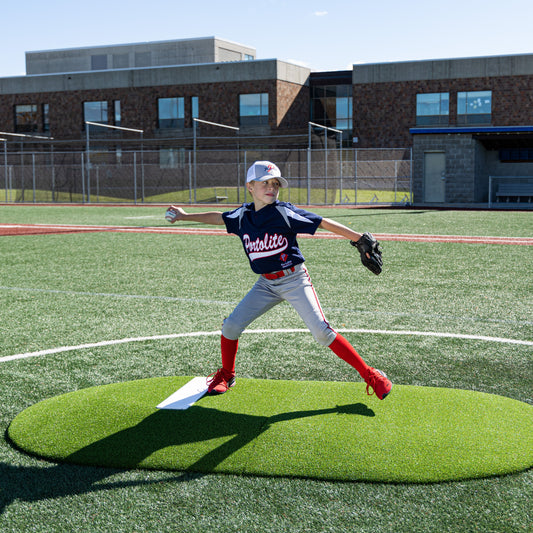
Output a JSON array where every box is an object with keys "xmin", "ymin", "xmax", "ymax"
[
  {"xmin": 166, "ymin": 205, "xmax": 224, "ymax": 225},
  {"xmin": 319, "ymin": 217, "xmax": 363, "ymax": 242}
]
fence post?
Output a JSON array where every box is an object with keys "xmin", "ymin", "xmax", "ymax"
[
  {"xmin": 9, "ymin": 166, "xmax": 13, "ymax": 202},
  {"xmin": 339, "ymin": 146, "xmax": 343, "ymax": 205},
  {"xmin": 394, "ymin": 160, "xmax": 398, "ymax": 203},
  {"xmin": 81, "ymin": 152, "xmax": 85, "ymax": 203},
  {"xmin": 354, "ymin": 148, "xmax": 358, "ymax": 206},
  {"xmin": 32, "ymin": 153, "xmax": 36, "ymax": 203},
  {"xmin": 87, "ymin": 163, "xmax": 91, "ymax": 204},
  {"xmin": 141, "ymin": 143, "xmax": 145, "ymax": 203},
  {"xmin": 409, "ymin": 147, "xmax": 413, "ymax": 205},
  {"xmin": 133, "ymin": 151, "xmax": 137, "ymax": 205},
  {"xmin": 244, "ymin": 150, "xmax": 248, "ymax": 203},
  {"xmin": 188, "ymin": 151, "xmax": 192, "ymax": 204},
  {"xmin": 51, "ymin": 147, "xmax": 55, "ymax": 203},
  {"xmin": 3, "ymin": 141, "xmax": 7, "ymax": 203},
  {"xmin": 96, "ymin": 166, "xmax": 99, "ymax": 203},
  {"xmin": 306, "ymin": 147, "xmax": 311, "ymax": 205}
]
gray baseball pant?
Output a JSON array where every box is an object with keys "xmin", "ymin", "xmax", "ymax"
[{"xmin": 221, "ymin": 263, "xmax": 337, "ymax": 346}]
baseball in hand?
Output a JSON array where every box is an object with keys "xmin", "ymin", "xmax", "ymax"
[{"xmin": 165, "ymin": 208, "xmax": 176, "ymax": 222}]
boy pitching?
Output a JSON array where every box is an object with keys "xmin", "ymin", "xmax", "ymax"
[{"xmin": 165, "ymin": 161, "xmax": 392, "ymax": 400}]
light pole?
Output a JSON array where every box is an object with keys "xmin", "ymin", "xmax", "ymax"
[
  {"xmin": 85, "ymin": 121, "xmax": 144, "ymax": 203},
  {"xmin": 193, "ymin": 118, "xmax": 239, "ymax": 203},
  {"xmin": 307, "ymin": 122, "xmax": 343, "ymax": 204},
  {"xmin": 0, "ymin": 131, "xmax": 54, "ymax": 203}
]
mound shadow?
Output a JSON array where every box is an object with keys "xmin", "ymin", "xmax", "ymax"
[
  {"xmin": 2, "ymin": 402, "xmax": 373, "ymax": 515},
  {"xmin": 64, "ymin": 401, "xmax": 375, "ymax": 472}
]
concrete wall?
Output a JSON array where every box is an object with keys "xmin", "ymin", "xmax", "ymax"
[
  {"xmin": 413, "ymin": 134, "xmax": 481, "ymax": 204},
  {"xmin": 25, "ymin": 37, "xmax": 256, "ymax": 75},
  {"xmin": 0, "ymin": 59, "xmax": 309, "ymax": 95},
  {"xmin": 353, "ymin": 53, "xmax": 533, "ymax": 84}
]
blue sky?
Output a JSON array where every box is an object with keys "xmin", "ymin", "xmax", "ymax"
[{"xmin": 2, "ymin": 0, "xmax": 532, "ymax": 76}]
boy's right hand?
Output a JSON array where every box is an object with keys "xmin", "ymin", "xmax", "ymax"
[{"xmin": 165, "ymin": 206, "xmax": 185, "ymax": 223}]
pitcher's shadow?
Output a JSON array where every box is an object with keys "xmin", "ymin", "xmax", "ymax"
[
  {"xmin": 64, "ymin": 401, "xmax": 375, "ymax": 472},
  {"xmin": 2, "ymin": 401, "xmax": 374, "ymax": 515}
]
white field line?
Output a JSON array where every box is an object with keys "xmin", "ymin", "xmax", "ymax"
[{"xmin": 1, "ymin": 328, "xmax": 531, "ymax": 363}]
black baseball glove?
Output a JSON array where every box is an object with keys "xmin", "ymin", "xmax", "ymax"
[{"xmin": 351, "ymin": 232, "xmax": 383, "ymax": 275}]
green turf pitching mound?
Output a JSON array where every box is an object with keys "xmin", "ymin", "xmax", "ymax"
[{"xmin": 7, "ymin": 377, "xmax": 533, "ymax": 483}]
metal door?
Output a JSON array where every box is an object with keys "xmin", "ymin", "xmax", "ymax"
[{"xmin": 424, "ymin": 152, "xmax": 446, "ymax": 203}]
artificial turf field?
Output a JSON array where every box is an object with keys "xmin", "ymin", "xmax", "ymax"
[{"xmin": 0, "ymin": 205, "xmax": 531, "ymax": 532}]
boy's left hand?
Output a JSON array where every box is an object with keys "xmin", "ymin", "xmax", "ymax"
[{"xmin": 351, "ymin": 233, "xmax": 383, "ymax": 275}]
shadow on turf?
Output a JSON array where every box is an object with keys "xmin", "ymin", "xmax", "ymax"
[
  {"xmin": 3, "ymin": 402, "xmax": 373, "ymax": 513},
  {"xmin": 0, "ymin": 459, "xmax": 203, "ymax": 516},
  {"xmin": 64, "ymin": 402, "xmax": 374, "ymax": 472}
]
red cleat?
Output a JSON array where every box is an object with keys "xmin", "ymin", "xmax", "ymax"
[
  {"xmin": 365, "ymin": 368, "xmax": 392, "ymax": 400},
  {"xmin": 206, "ymin": 368, "xmax": 236, "ymax": 395}
]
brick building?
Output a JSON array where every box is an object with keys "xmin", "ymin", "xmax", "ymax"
[
  {"xmin": 0, "ymin": 37, "xmax": 532, "ymax": 206},
  {"xmin": 352, "ymin": 56, "xmax": 533, "ymax": 205}
]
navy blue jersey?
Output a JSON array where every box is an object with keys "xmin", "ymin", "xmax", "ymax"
[{"xmin": 222, "ymin": 201, "xmax": 322, "ymax": 274}]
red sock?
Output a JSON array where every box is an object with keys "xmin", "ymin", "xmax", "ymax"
[
  {"xmin": 328, "ymin": 333, "xmax": 369, "ymax": 378},
  {"xmin": 221, "ymin": 335, "xmax": 238, "ymax": 374}
]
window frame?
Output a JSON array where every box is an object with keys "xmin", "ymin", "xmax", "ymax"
[
  {"xmin": 14, "ymin": 104, "xmax": 39, "ymax": 133},
  {"xmin": 114, "ymin": 100, "xmax": 121, "ymax": 127},
  {"xmin": 191, "ymin": 96, "xmax": 199, "ymax": 120},
  {"xmin": 457, "ymin": 90, "xmax": 492, "ymax": 125},
  {"xmin": 239, "ymin": 93, "xmax": 269, "ymax": 127},
  {"xmin": 157, "ymin": 97, "xmax": 185, "ymax": 129},
  {"xmin": 416, "ymin": 93, "xmax": 450, "ymax": 126},
  {"xmin": 42, "ymin": 103, "xmax": 50, "ymax": 133},
  {"xmin": 310, "ymin": 84, "xmax": 353, "ymax": 137},
  {"xmin": 83, "ymin": 101, "xmax": 109, "ymax": 126}
]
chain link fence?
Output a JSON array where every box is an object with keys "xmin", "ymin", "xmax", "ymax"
[{"xmin": 2, "ymin": 148, "xmax": 412, "ymax": 206}]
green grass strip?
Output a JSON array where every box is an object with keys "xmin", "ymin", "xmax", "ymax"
[{"xmin": 8, "ymin": 377, "xmax": 533, "ymax": 483}]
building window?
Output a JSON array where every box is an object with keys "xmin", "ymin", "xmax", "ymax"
[
  {"xmin": 91, "ymin": 55, "xmax": 108, "ymax": 70},
  {"xmin": 158, "ymin": 97, "xmax": 185, "ymax": 129},
  {"xmin": 42, "ymin": 103, "xmax": 50, "ymax": 133},
  {"xmin": 191, "ymin": 96, "xmax": 199, "ymax": 120},
  {"xmin": 239, "ymin": 93, "xmax": 269, "ymax": 127},
  {"xmin": 310, "ymin": 84, "xmax": 353, "ymax": 138},
  {"xmin": 335, "ymin": 95, "xmax": 353, "ymax": 131},
  {"xmin": 416, "ymin": 93, "xmax": 449, "ymax": 125},
  {"xmin": 457, "ymin": 91, "xmax": 492, "ymax": 124},
  {"xmin": 244, "ymin": 54, "xmax": 254, "ymax": 61},
  {"xmin": 84, "ymin": 101, "xmax": 108, "ymax": 125},
  {"xmin": 14, "ymin": 104, "xmax": 38, "ymax": 133},
  {"xmin": 114, "ymin": 101, "xmax": 121, "ymax": 127}
]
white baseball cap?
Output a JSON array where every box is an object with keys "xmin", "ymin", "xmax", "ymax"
[{"xmin": 246, "ymin": 161, "xmax": 288, "ymax": 188}]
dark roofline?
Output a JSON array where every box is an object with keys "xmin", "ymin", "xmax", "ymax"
[{"xmin": 310, "ymin": 70, "xmax": 352, "ymax": 85}]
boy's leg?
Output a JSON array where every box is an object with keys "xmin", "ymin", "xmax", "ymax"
[
  {"xmin": 221, "ymin": 277, "xmax": 282, "ymax": 341},
  {"xmin": 221, "ymin": 335, "xmax": 238, "ymax": 374},
  {"xmin": 328, "ymin": 333, "xmax": 368, "ymax": 377},
  {"xmin": 208, "ymin": 278, "xmax": 282, "ymax": 394},
  {"xmin": 282, "ymin": 266, "xmax": 392, "ymax": 399},
  {"xmin": 328, "ymin": 335, "xmax": 392, "ymax": 399},
  {"xmin": 282, "ymin": 271, "xmax": 368, "ymax": 375}
]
